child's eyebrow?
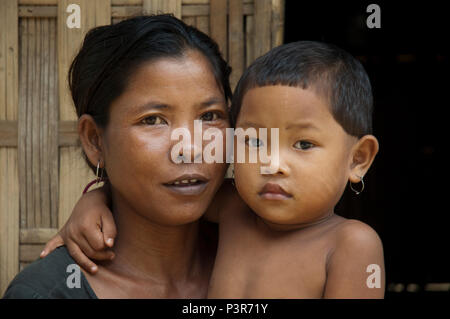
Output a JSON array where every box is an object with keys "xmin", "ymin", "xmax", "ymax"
[
  {"xmin": 236, "ymin": 121, "xmax": 263, "ymax": 128},
  {"xmin": 285, "ymin": 122, "xmax": 320, "ymax": 131}
]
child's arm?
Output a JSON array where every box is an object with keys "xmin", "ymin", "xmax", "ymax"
[
  {"xmin": 42, "ymin": 179, "xmax": 236, "ymax": 273},
  {"xmin": 323, "ymin": 220, "xmax": 385, "ymax": 299},
  {"xmin": 40, "ymin": 184, "xmax": 116, "ymax": 274}
]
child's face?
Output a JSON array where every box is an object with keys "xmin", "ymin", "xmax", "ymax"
[{"xmin": 234, "ymin": 85, "xmax": 359, "ymax": 228}]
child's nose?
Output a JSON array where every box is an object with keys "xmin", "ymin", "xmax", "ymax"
[
  {"xmin": 274, "ymin": 162, "xmax": 290, "ymax": 176},
  {"xmin": 260, "ymin": 156, "xmax": 290, "ymax": 176}
]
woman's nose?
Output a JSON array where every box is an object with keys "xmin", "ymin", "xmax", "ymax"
[
  {"xmin": 170, "ymin": 122, "xmax": 204, "ymax": 164},
  {"xmin": 178, "ymin": 141, "xmax": 203, "ymax": 163}
]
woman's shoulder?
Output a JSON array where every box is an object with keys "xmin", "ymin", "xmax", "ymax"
[{"xmin": 2, "ymin": 246, "xmax": 97, "ymax": 299}]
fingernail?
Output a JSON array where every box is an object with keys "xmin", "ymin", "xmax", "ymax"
[
  {"xmin": 106, "ymin": 238, "xmax": 114, "ymax": 246},
  {"xmin": 40, "ymin": 250, "xmax": 46, "ymax": 257},
  {"xmin": 91, "ymin": 266, "xmax": 98, "ymax": 272}
]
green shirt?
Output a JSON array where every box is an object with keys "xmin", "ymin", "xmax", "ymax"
[{"xmin": 2, "ymin": 246, "xmax": 98, "ymax": 299}]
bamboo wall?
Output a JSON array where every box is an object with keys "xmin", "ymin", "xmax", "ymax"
[{"xmin": 0, "ymin": 0, "xmax": 284, "ymax": 295}]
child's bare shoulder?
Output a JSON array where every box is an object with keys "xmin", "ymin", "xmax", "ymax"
[
  {"xmin": 332, "ymin": 219, "xmax": 383, "ymax": 254},
  {"xmin": 323, "ymin": 218, "xmax": 385, "ymax": 298}
]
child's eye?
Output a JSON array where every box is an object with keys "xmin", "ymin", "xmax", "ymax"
[
  {"xmin": 200, "ymin": 111, "xmax": 221, "ymax": 122},
  {"xmin": 246, "ymin": 137, "xmax": 264, "ymax": 148},
  {"xmin": 141, "ymin": 115, "xmax": 167, "ymax": 125},
  {"xmin": 294, "ymin": 140, "xmax": 314, "ymax": 150}
]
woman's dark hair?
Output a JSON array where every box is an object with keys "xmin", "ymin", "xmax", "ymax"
[
  {"xmin": 231, "ymin": 41, "xmax": 373, "ymax": 138},
  {"xmin": 68, "ymin": 14, "xmax": 232, "ymax": 174}
]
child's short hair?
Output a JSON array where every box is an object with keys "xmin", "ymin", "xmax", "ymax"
[{"xmin": 231, "ymin": 41, "xmax": 373, "ymax": 137}]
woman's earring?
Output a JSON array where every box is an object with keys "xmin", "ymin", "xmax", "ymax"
[
  {"xmin": 349, "ymin": 174, "xmax": 364, "ymax": 195},
  {"xmin": 96, "ymin": 160, "xmax": 104, "ymax": 185},
  {"xmin": 82, "ymin": 160, "xmax": 106, "ymax": 194},
  {"xmin": 231, "ymin": 165, "xmax": 235, "ymax": 187}
]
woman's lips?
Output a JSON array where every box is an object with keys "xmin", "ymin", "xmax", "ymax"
[
  {"xmin": 163, "ymin": 173, "xmax": 209, "ymax": 196},
  {"xmin": 258, "ymin": 183, "xmax": 292, "ymax": 200}
]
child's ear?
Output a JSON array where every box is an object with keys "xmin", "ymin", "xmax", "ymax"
[
  {"xmin": 78, "ymin": 114, "xmax": 105, "ymax": 168},
  {"xmin": 348, "ymin": 135, "xmax": 379, "ymax": 183}
]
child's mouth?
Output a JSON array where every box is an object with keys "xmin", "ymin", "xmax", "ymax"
[{"xmin": 258, "ymin": 183, "xmax": 293, "ymax": 200}]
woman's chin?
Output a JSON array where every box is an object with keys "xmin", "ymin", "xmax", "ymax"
[{"xmin": 146, "ymin": 207, "xmax": 208, "ymax": 226}]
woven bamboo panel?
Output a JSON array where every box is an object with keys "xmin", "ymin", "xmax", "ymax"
[{"xmin": 0, "ymin": 0, "xmax": 284, "ymax": 295}]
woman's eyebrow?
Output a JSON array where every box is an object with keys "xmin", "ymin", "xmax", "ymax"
[
  {"xmin": 134, "ymin": 101, "xmax": 170, "ymax": 113},
  {"xmin": 132, "ymin": 97, "xmax": 224, "ymax": 113},
  {"xmin": 199, "ymin": 97, "xmax": 226, "ymax": 108}
]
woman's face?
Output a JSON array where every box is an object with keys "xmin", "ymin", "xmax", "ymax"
[{"xmin": 100, "ymin": 50, "xmax": 229, "ymax": 226}]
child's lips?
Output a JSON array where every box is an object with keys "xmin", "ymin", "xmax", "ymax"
[{"xmin": 258, "ymin": 183, "xmax": 293, "ymax": 200}]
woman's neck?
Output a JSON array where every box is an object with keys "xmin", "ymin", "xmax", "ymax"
[{"xmin": 107, "ymin": 191, "xmax": 207, "ymax": 287}]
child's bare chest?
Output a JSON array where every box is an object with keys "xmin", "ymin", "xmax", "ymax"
[{"xmin": 207, "ymin": 210, "xmax": 331, "ymax": 298}]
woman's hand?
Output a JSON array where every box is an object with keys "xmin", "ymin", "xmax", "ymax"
[{"xmin": 40, "ymin": 185, "xmax": 117, "ymax": 274}]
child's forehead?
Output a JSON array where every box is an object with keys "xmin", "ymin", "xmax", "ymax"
[{"xmin": 239, "ymin": 85, "xmax": 332, "ymax": 124}]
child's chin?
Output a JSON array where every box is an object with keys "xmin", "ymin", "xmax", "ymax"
[{"xmin": 254, "ymin": 208, "xmax": 300, "ymax": 226}]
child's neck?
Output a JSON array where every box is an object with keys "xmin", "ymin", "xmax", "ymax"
[{"xmin": 255, "ymin": 210, "xmax": 338, "ymax": 232}]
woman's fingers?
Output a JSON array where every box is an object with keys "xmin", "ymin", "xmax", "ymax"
[
  {"xmin": 40, "ymin": 233, "xmax": 64, "ymax": 258},
  {"xmin": 101, "ymin": 211, "xmax": 117, "ymax": 248}
]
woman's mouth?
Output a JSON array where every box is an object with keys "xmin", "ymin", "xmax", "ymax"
[
  {"xmin": 258, "ymin": 183, "xmax": 293, "ymax": 200},
  {"xmin": 163, "ymin": 174, "xmax": 209, "ymax": 196}
]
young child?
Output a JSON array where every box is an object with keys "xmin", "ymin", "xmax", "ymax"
[{"xmin": 43, "ymin": 41, "xmax": 385, "ymax": 298}]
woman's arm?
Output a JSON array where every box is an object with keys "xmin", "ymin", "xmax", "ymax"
[
  {"xmin": 41, "ymin": 184, "xmax": 116, "ymax": 273},
  {"xmin": 323, "ymin": 220, "xmax": 385, "ymax": 299}
]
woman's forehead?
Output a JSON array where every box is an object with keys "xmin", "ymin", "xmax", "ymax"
[
  {"xmin": 110, "ymin": 52, "xmax": 225, "ymax": 115},
  {"xmin": 128, "ymin": 51, "xmax": 219, "ymax": 90}
]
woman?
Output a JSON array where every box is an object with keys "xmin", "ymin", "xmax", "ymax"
[{"xmin": 3, "ymin": 14, "xmax": 232, "ymax": 298}]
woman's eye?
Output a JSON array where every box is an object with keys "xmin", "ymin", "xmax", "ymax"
[
  {"xmin": 200, "ymin": 111, "xmax": 220, "ymax": 122},
  {"xmin": 246, "ymin": 137, "xmax": 264, "ymax": 148},
  {"xmin": 141, "ymin": 115, "xmax": 167, "ymax": 125},
  {"xmin": 294, "ymin": 140, "xmax": 314, "ymax": 150}
]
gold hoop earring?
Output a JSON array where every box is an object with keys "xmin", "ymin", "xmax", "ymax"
[{"xmin": 349, "ymin": 174, "xmax": 364, "ymax": 195}]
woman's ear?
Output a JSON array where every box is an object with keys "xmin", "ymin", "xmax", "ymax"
[
  {"xmin": 78, "ymin": 114, "xmax": 104, "ymax": 168},
  {"xmin": 349, "ymin": 135, "xmax": 379, "ymax": 183}
]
